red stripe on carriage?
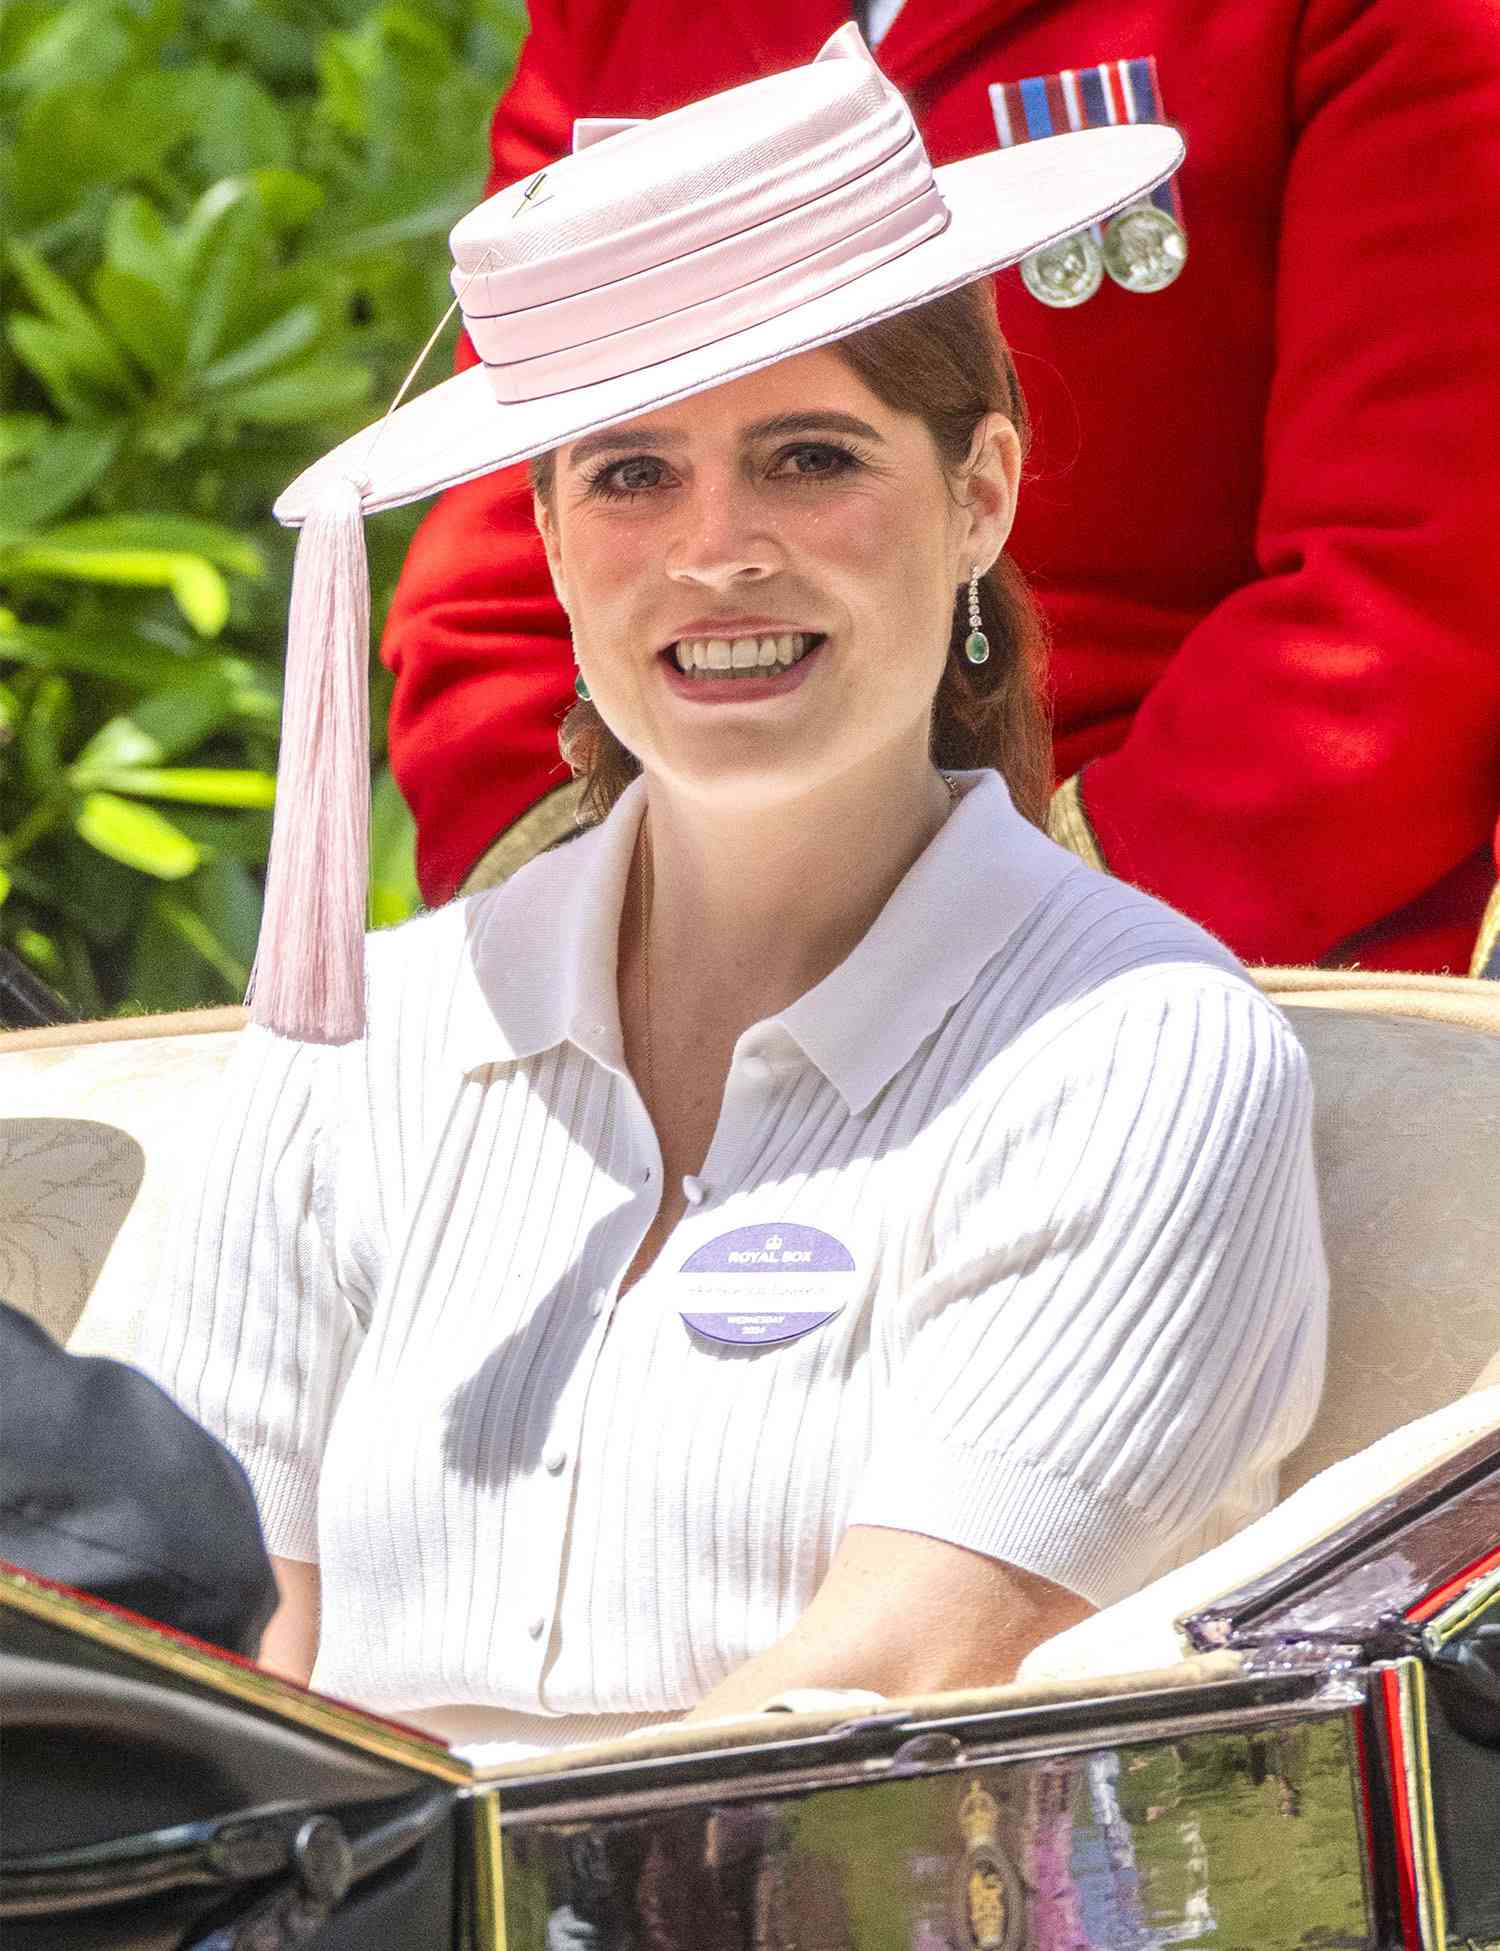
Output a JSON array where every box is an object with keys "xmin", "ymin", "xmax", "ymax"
[
  {"xmin": 1405, "ymin": 1539, "xmax": 1500, "ymax": 1624},
  {"xmin": 1381, "ymin": 1666, "xmax": 1423, "ymax": 1949}
]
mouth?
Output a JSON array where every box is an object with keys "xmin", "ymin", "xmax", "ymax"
[{"xmin": 666, "ymin": 631, "xmax": 825, "ymax": 680}]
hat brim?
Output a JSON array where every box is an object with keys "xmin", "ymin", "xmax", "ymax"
[{"xmin": 275, "ymin": 122, "xmax": 1183, "ymax": 527}]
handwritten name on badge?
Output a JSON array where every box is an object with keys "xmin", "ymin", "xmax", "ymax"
[{"xmin": 678, "ymin": 1223, "xmax": 855, "ymax": 1346}]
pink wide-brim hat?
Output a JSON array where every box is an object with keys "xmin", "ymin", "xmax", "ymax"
[
  {"xmin": 276, "ymin": 24, "xmax": 1181, "ymax": 522},
  {"xmin": 251, "ymin": 25, "xmax": 1184, "ymax": 1046}
]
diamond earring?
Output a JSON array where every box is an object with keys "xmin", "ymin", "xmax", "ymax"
[{"xmin": 963, "ymin": 568, "xmax": 990, "ymax": 665}]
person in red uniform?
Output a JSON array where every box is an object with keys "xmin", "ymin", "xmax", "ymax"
[{"xmin": 380, "ymin": 0, "xmax": 1500, "ymax": 976}]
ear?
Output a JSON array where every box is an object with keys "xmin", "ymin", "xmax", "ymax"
[
  {"xmin": 957, "ymin": 413, "xmax": 1022, "ymax": 577},
  {"xmin": 533, "ymin": 489, "xmax": 570, "ymax": 616}
]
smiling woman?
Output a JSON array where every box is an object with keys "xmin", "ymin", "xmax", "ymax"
[{"xmin": 133, "ymin": 29, "xmax": 1326, "ymax": 1756}]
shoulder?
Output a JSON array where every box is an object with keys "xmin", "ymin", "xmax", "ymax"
[{"xmin": 965, "ymin": 864, "xmax": 1309, "ymax": 1110}]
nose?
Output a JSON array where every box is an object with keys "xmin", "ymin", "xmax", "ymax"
[{"xmin": 664, "ymin": 475, "xmax": 782, "ymax": 592}]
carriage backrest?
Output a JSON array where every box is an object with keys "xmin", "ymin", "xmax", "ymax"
[{"xmin": 1, "ymin": 975, "xmax": 1497, "ymax": 1488}]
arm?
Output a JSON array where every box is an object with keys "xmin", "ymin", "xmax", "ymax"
[
  {"xmin": 686, "ymin": 1528, "xmax": 1090, "ymax": 1719},
  {"xmin": 379, "ymin": 14, "xmax": 580, "ymax": 904},
  {"xmin": 1074, "ymin": 0, "xmax": 1500, "ymax": 965},
  {"xmin": 134, "ymin": 1029, "xmax": 364, "ymax": 1670},
  {"xmin": 261, "ymin": 1556, "xmax": 322, "ymax": 1685}
]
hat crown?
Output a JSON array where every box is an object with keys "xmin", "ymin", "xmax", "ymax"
[
  {"xmin": 450, "ymin": 33, "xmax": 917, "ymax": 301},
  {"xmin": 449, "ymin": 29, "xmax": 951, "ymax": 405}
]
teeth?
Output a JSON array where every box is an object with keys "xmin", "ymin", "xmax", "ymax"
[{"xmin": 672, "ymin": 633, "xmax": 818, "ymax": 679}]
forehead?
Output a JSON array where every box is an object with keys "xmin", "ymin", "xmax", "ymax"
[{"xmin": 560, "ymin": 346, "xmax": 899, "ymax": 463}]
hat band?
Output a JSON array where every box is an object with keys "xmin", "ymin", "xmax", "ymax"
[
  {"xmin": 468, "ymin": 180, "xmax": 950, "ymax": 405},
  {"xmin": 462, "ymin": 127, "xmax": 936, "ymax": 364}
]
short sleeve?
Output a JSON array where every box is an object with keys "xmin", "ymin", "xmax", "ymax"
[
  {"xmin": 135, "ymin": 1026, "xmax": 366, "ymax": 1562},
  {"xmin": 849, "ymin": 971, "xmax": 1328, "ymax": 1607}
]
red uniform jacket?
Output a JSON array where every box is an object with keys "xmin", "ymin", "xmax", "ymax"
[{"xmin": 380, "ymin": 0, "xmax": 1500, "ymax": 973}]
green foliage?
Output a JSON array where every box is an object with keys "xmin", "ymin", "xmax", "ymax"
[{"xmin": 0, "ymin": 0, "xmax": 523, "ymax": 1015}]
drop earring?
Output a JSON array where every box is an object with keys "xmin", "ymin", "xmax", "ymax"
[
  {"xmin": 574, "ymin": 665, "xmax": 591, "ymax": 701},
  {"xmin": 963, "ymin": 568, "xmax": 990, "ymax": 665}
]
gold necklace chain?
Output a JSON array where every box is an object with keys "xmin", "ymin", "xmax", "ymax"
[{"xmin": 635, "ymin": 774, "xmax": 959, "ymax": 1116}]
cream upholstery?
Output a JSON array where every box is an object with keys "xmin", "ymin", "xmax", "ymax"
[
  {"xmin": 0, "ymin": 1010, "xmax": 244, "ymax": 1358},
  {"xmin": 1274, "ymin": 1007, "xmax": 1500, "ymax": 1489}
]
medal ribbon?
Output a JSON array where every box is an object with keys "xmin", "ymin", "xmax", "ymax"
[{"xmin": 988, "ymin": 56, "xmax": 1184, "ymax": 227}]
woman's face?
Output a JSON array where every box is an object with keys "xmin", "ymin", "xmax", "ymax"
[{"xmin": 535, "ymin": 346, "xmax": 1019, "ymax": 813}]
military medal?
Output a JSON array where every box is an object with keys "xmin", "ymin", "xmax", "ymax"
[
  {"xmin": 991, "ymin": 58, "xmax": 1187, "ymax": 306},
  {"xmin": 1020, "ymin": 233, "xmax": 1102, "ymax": 308},
  {"xmin": 1099, "ymin": 60, "xmax": 1187, "ymax": 291},
  {"xmin": 1102, "ymin": 201, "xmax": 1188, "ymax": 292}
]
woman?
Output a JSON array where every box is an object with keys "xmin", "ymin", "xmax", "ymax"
[{"xmin": 139, "ymin": 32, "xmax": 1325, "ymax": 1751}]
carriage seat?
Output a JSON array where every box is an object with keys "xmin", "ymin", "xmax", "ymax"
[{"xmin": 1, "ymin": 971, "xmax": 1497, "ymax": 1503}]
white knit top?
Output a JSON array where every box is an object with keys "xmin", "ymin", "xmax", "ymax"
[{"xmin": 140, "ymin": 771, "xmax": 1326, "ymax": 1751}]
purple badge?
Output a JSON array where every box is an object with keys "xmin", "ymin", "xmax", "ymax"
[{"xmin": 678, "ymin": 1223, "xmax": 856, "ymax": 1346}]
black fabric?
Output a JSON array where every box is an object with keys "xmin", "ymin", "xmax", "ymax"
[
  {"xmin": 850, "ymin": 0, "xmax": 870, "ymax": 40},
  {"xmin": 0, "ymin": 1303, "xmax": 276, "ymax": 1656}
]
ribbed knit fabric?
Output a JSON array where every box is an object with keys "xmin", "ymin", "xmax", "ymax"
[{"xmin": 139, "ymin": 772, "xmax": 1326, "ymax": 1750}]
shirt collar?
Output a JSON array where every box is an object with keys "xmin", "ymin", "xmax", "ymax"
[{"xmin": 454, "ymin": 771, "xmax": 1084, "ymax": 1108}]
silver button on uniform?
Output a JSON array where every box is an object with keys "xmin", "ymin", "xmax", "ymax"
[
  {"xmin": 527, "ymin": 1614, "xmax": 545, "ymax": 1640},
  {"xmin": 682, "ymin": 1175, "xmax": 706, "ymax": 1206},
  {"xmin": 544, "ymin": 1445, "xmax": 567, "ymax": 1475}
]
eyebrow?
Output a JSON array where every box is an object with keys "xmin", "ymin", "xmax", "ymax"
[{"xmin": 564, "ymin": 410, "xmax": 886, "ymax": 469}]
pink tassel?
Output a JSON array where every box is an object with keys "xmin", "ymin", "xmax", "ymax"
[{"xmin": 249, "ymin": 475, "xmax": 371, "ymax": 1043}]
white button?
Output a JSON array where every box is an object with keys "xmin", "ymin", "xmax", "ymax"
[
  {"xmin": 682, "ymin": 1175, "xmax": 706, "ymax": 1206},
  {"xmin": 590, "ymin": 1293, "xmax": 606, "ymax": 1317},
  {"xmin": 544, "ymin": 1445, "xmax": 567, "ymax": 1475},
  {"xmin": 527, "ymin": 1614, "xmax": 546, "ymax": 1640},
  {"xmin": 740, "ymin": 1054, "xmax": 771, "ymax": 1082}
]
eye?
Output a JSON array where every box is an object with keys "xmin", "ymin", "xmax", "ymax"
[
  {"xmin": 582, "ymin": 454, "xmax": 672, "ymax": 500},
  {"xmin": 769, "ymin": 441, "xmax": 863, "ymax": 482}
]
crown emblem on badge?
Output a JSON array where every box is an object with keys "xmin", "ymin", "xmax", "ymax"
[
  {"xmin": 958, "ymin": 1781, "xmax": 1002, "ymax": 1850},
  {"xmin": 765, "ymin": 1234, "xmax": 783, "ymax": 1251}
]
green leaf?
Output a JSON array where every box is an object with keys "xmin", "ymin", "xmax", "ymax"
[
  {"xmin": 154, "ymin": 888, "xmax": 249, "ymax": 988},
  {"xmin": 2, "ymin": 542, "xmax": 230, "ymax": 634},
  {"xmin": 187, "ymin": 855, "xmax": 261, "ymax": 973},
  {"xmin": 192, "ymin": 70, "xmax": 294, "ymax": 178},
  {"xmin": 370, "ymin": 764, "xmax": 419, "ymax": 927},
  {"xmin": 182, "ymin": 182, "xmax": 265, "ymax": 369},
  {"xmin": 0, "ymin": 618, "xmax": 199, "ymax": 688},
  {"xmin": 102, "ymin": 194, "xmax": 182, "ymax": 305},
  {"xmin": 70, "ymin": 766, "xmax": 276, "ymax": 808},
  {"xmin": 0, "ymin": 424, "xmax": 123, "ymax": 529},
  {"xmin": 90, "ymin": 265, "xmax": 185, "ymax": 379},
  {"xmin": 14, "ymin": 927, "xmax": 66, "ymax": 985},
  {"xmin": 73, "ymin": 664, "xmax": 238, "ymax": 769},
  {"xmin": 6, "ymin": 240, "xmax": 139, "ymax": 393},
  {"xmin": 0, "ymin": 865, "xmax": 11, "ymax": 907},
  {"xmin": 18, "ymin": 672, "xmax": 70, "ymax": 797},
  {"xmin": 214, "ymin": 356, "xmax": 373, "ymax": 425},
  {"xmin": 74, "ymin": 791, "xmax": 201, "ymax": 878},
  {"xmin": 197, "ymin": 303, "xmax": 323, "ymax": 392},
  {"xmin": 247, "ymin": 168, "xmax": 325, "ymax": 232},
  {"xmin": 42, "ymin": 515, "xmax": 264, "ymax": 580}
]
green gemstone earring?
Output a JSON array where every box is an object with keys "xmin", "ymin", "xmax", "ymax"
[
  {"xmin": 963, "ymin": 568, "xmax": 990, "ymax": 665},
  {"xmin": 574, "ymin": 666, "xmax": 591, "ymax": 701}
]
